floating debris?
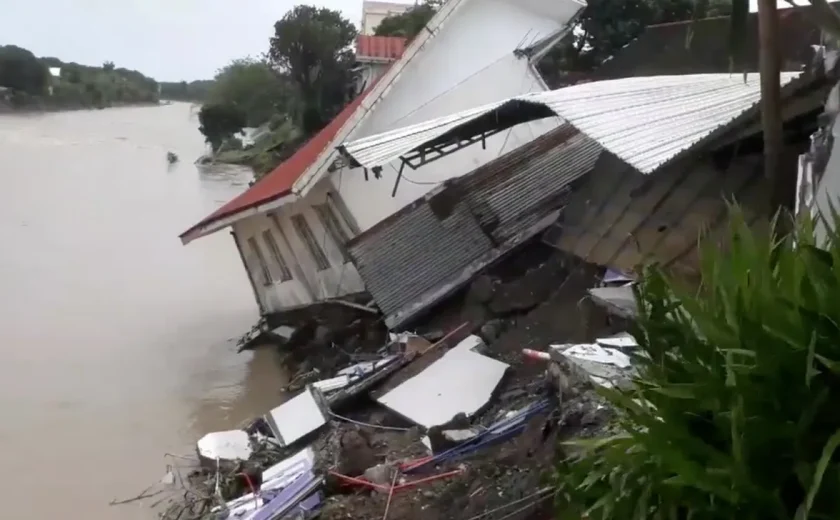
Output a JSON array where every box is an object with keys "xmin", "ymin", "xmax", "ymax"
[{"xmin": 196, "ymin": 430, "xmax": 253, "ymax": 465}]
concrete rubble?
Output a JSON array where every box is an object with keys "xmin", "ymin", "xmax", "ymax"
[{"xmin": 148, "ymin": 245, "xmax": 641, "ymax": 520}]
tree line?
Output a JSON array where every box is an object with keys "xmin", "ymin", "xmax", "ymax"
[{"xmin": 0, "ymin": 45, "xmax": 159, "ymax": 109}]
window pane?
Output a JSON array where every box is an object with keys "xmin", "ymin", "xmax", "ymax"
[
  {"xmin": 247, "ymin": 236, "xmax": 272, "ymax": 285},
  {"xmin": 291, "ymin": 214, "xmax": 330, "ymax": 271},
  {"xmin": 261, "ymin": 230, "xmax": 293, "ymax": 282},
  {"xmin": 314, "ymin": 203, "xmax": 350, "ymax": 263}
]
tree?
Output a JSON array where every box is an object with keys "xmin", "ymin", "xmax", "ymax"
[
  {"xmin": 198, "ymin": 103, "xmax": 247, "ymax": 151},
  {"xmin": 207, "ymin": 58, "xmax": 294, "ymax": 128},
  {"xmin": 0, "ymin": 45, "xmax": 50, "ymax": 94},
  {"xmin": 40, "ymin": 56, "xmax": 63, "ymax": 68},
  {"xmin": 268, "ymin": 5, "xmax": 357, "ymax": 134},
  {"xmin": 159, "ymin": 79, "xmax": 215, "ymax": 102},
  {"xmin": 62, "ymin": 65, "xmax": 82, "ymax": 84},
  {"xmin": 102, "ymin": 61, "xmax": 115, "ymax": 72},
  {"xmin": 374, "ymin": 0, "xmax": 440, "ymax": 39}
]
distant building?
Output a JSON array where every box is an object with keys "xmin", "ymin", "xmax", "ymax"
[
  {"xmin": 47, "ymin": 67, "xmax": 61, "ymax": 96},
  {"xmin": 353, "ymin": 35, "xmax": 406, "ymax": 93},
  {"xmin": 361, "ymin": 1, "xmax": 413, "ymax": 35}
]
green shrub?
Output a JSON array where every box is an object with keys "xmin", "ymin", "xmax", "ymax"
[{"xmin": 556, "ymin": 208, "xmax": 840, "ymax": 520}]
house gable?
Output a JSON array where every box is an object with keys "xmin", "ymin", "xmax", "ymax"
[{"xmin": 293, "ymin": 0, "xmax": 586, "ymax": 198}]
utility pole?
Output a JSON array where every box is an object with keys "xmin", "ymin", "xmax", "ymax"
[{"xmin": 757, "ymin": 0, "xmax": 793, "ymax": 229}]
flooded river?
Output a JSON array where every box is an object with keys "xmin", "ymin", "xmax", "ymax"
[{"xmin": 0, "ymin": 103, "xmax": 289, "ymax": 519}]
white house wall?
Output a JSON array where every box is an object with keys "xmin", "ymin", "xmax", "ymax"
[
  {"xmin": 232, "ymin": 183, "xmax": 365, "ymax": 314},
  {"xmin": 813, "ymin": 118, "xmax": 840, "ymax": 245},
  {"xmin": 330, "ymin": 0, "xmax": 574, "ymax": 231}
]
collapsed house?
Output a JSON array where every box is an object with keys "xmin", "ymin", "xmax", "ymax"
[
  {"xmin": 178, "ymin": 0, "xmax": 586, "ymax": 322},
  {"xmin": 337, "ymin": 71, "xmax": 831, "ymax": 327}
]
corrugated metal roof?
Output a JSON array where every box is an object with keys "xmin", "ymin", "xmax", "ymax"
[
  {"xmin": 347, "ymin": 124, "xmax": 601, "ymax": 328},
  {"xmin": 462, "ymin": 131, "xmax": 602, "ymax": 242},
  {"xmin": 340, "ymin": 99, "xmax": 518, "ymax": 168},
  {"xmin": 340, "ymin": 72, "xmax": 803, "ymax": 176}
]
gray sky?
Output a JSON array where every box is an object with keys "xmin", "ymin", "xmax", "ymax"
[{"xmin": 0, "ymin": 0, "xmax": 412, "ymax": 82}]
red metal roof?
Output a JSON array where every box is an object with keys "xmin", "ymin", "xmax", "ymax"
[
  {"xmin": 180, "ymin": 77, "xmax": 385, "ymax": 242},
  {"xmin": 356, "ymin": 35, "xmax": 406, "ymax": 61}
]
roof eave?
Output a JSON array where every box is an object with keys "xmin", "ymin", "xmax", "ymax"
[{"xmin": 180, "ymin": 191, "xmax": 297, "ymax": 246}]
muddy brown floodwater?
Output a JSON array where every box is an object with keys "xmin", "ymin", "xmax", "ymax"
[{"xmin": 0, "ymin": 103, "xmax": 290, "ymax": 519}]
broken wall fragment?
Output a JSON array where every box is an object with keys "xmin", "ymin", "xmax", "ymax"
[{"xmin": 376, "ymin": 335, "xmax": 509, "ymax": 429}]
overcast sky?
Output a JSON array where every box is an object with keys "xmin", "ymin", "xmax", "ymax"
[{"xmin": 0, "ymin": 0, "xmax": 413, "ymax": 82}]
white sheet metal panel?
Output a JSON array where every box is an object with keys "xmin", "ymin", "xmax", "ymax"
[
  {"xmin": 264, "ymin": 387, "xmax": 328, "ymax": 446},
  {"xmin": 220, "ymin": 447, "xmax": 316, "ymax": 517},
  {"xmin": 196, "ymin": 430, "xmax": 253, "ymax": 462},
  {"xmin": 377, "ymin": 335, "xmax": 509, "ymax": 429},
  {"xmin": 341, "ymin": 73, "xmax": 802, "ymax": 175},
  {"xmin": 340, "ymin": 99, "xmax": 510, "ymax": 167},
  {"xmin": 262, "ymin": 446, "xmax": 315, "ymax": 482}
]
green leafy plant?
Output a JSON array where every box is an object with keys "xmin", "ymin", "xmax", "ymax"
[{"xmin": 555, "ymin": 207, "xmax": 840, "ymax": 520}]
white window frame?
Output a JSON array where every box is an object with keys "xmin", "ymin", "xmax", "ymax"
[
  {"xmin": 314, "ymin": 203, "xmax": 351, "ymax": 263},
  {"xmin": 247, "ymin": 236, "xmax": 272, "ymax": 286},
  {"xmin": 261, "ymin": 229, "xmax": 293, "ymax": 282},
  {"xmin": 291, "ymin": 214, "xmax": 331, "ymax": 271}
]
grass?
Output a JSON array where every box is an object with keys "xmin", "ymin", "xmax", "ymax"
[{"xmin": 555, "ymin": 207, "xmax": 840, "ymax": 520}]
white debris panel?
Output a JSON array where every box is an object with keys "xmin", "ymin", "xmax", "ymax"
[
  {"xmin": 545, "ymin": 330, "xmax": 646, "ymax": 388},
  {"xmin": 340, "ymin": 73, "xmax": 803, "ymax": 176},
  {"xmin": 264, "ymin": 386, "xmax": 329, "ymax": 446},
  {"xmin": 377, "ymin": 335, "xmax": 509, "ymax": 429},
  {"xmin": 196, "ymin": 430, "xmax": 253, "ymax": 462}
]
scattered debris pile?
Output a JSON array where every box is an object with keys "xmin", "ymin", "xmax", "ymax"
[{"xmin": 119, "ymin": 249, "xmax": 642, "ymax": 520}]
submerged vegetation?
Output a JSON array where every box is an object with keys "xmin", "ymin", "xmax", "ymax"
[
  {"xmin": 556, "ymin": 209, "xmax": 840, "ymax": 519},
  {"xmin": 0, "ymin": 45, "xmax": 159, "ymax": 110}
]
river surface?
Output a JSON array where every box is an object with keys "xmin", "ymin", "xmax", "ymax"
[{"xmin": 0, "ymin": 103, "xmax": 290, "ymax": 519}]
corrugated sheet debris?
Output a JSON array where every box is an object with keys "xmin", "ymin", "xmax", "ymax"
[
  {"xmin": 340, "ymin": 72, "xmax": 803, "ymax": 176},
  {"xmin": 347, "ymin": 125, "xmax": 602, "ymax": 328}
]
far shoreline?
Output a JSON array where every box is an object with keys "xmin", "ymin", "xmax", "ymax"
[{"xmin": 0, "ymin": 100, "xmax": 164, "ymax": 116}]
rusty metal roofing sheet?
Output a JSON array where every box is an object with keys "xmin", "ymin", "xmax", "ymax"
[
  {"xmin": 339, "ymin": 72, "xmax": 803, "ymax": 175},
  {"xmin": 346, "ymin": 125, "xmax": 602, "ymax": 328},
  {"xmin": 462, "ymin": 132, "xmax": 602, "ymax": 242},
  {"xmin": 348, "ymin": 202, "xmax": 493, "ymax": 320}
]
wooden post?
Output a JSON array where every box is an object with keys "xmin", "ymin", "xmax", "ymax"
[{"xmin": 757, "ymin": 0, "xmax": 793, "ymax": 230}]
